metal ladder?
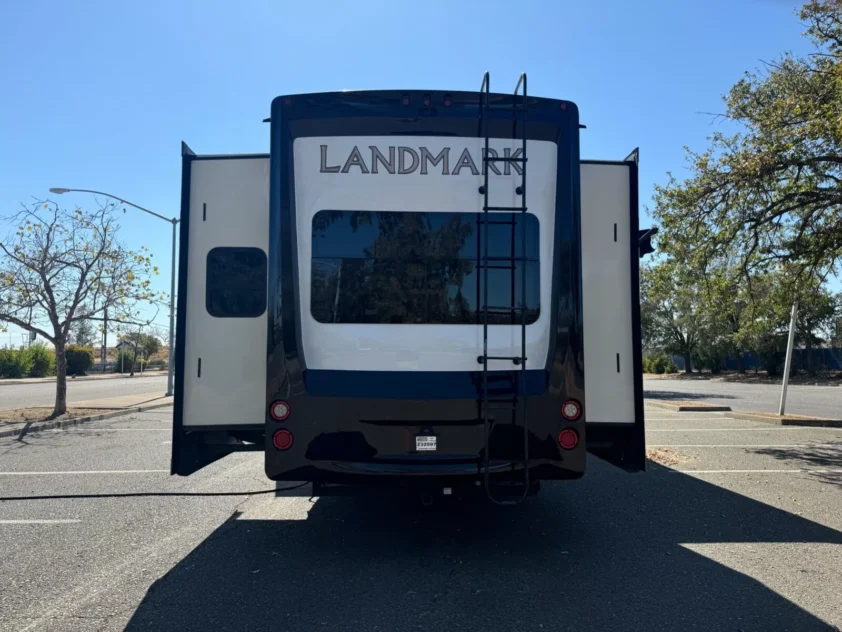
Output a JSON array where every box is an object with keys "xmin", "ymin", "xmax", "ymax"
[{"xmin": 477, "ymin": 72, "xmax": 530, "ymax": 505}]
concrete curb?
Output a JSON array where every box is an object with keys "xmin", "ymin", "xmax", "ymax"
[
  {"xmin": 727, "ymin": 411, "xmax": 842, "ymax": 428},
  {"xmin": 0, "ymin": 402, "xmax": 174, "ymax": 439},
  {"xmin": 648, "ymin": 401, "xmax": 732, "ymax": 412}
]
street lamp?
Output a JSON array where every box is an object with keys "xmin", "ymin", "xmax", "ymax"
[{"xmin": 50, "ymin": 187, "xmax": 178, "ymax": 398}]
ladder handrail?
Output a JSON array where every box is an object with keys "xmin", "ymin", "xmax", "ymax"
[{"xmin": 478, "ymin": 71, "xmax": 531, "ymax": 505}]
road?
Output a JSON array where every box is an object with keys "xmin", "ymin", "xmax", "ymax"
[
  {"xmin": 0, "ymin": 374, "xmax": 167, "ymax": 410},
  {"xmin": 1, "ymin": 406, "xmax": 841, "ymax": 631},
  {"xmin": 645, "ymin": 376, "xmax": 842, "ymax": 419}
]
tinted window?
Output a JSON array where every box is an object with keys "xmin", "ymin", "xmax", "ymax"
[
  {"xmin": 206, "ymin": 247, "xmax": 267, "ymax": 318},
  {"xmin": 311, "ymin": 211, "xmax": 539, "ymax": 325}
]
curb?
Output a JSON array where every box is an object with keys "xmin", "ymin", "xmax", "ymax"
[
  {"xmin": 0, "ymin": 402, "xmax": 174, "ymax": 439},
  {"xmin": 727, "ymin": 411, "xmax": 842, "ymax": 428},
  {"xmin": 648, "ymin": 401, "xmax": 732, "ymax": 412}
]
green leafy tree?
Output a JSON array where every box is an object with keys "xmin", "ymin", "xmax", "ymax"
[
  {"xmin": 653, "ymin": 0, "xmax": 842, "ymax": 281},
  {"xmin": 69, "ymin": 313, "xmax": 97, "ymax": 348},
  {"xmin": 118, "ymin": 330, "xmax": 160, "ymax": 375},
  {"xmin": 0, "ymin": 200, "xmax": 160, "ymax": 417},
  {"xmin": 641, "ymin": 261, "xmax": 705, "ymax": 373}
]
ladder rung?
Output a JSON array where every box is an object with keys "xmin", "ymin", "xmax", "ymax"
[
  {"xmin": 478, "ymin": 219, "xmax": 516, "ymax": 225},
  {"xmin": 482, "ymin": 305, "xmax": 529, "ymax": 312},
  {"xmin": 479, "ymin": 255, "xmax": 528, "ymax": 262},
  {"xmin": 484, "ymin": 156, "xmax": 527, "ymax": 163},
  {"xmin": 480, "ymin": 355, "xmax": 527, "ymax": 362},
  {"xmin": 477, "ymin": 264, "xmax": 515, "ymax": 270},
  {"xmin": 484, "ymin": 206, "xmax": 527, "ymax": 212}
]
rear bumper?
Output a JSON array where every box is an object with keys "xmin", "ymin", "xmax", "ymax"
[{"xmin": 264, "ymin": 393, "xmax": 585, "ymax": 483}]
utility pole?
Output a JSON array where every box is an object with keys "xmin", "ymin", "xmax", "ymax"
[
  {"xmin": 779, "ymin": 301, "xmax": 798, "ymax": 416},
  {"xmin": 101, "ymin": 309, "xmax": 108, "ymax": 373}
]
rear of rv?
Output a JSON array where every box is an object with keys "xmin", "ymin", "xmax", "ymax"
[{"xmin": 171, "ymin": 88, "xmax": 645, "ymax": 495}]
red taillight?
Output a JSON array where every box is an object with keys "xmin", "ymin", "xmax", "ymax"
[
  {"xmin": 443, "ymin": 94, "xmax": 452, "ymax": 107},
  {"xmin": 283, "ymin": 97, "xmax": 293, "ymax": 106},
  {"xmin": 273, "ymin": 429, "xmax": 294, "ymax": 450},
  {"xmin": 558, "ymin": 429, "xmax": 579, "ymax": 450},
  {"xmin": 270, "ymin": 400, "xmax": 290, "ymax": 421},
  {"xmin": 560, "ymin": 102, "xmax": 567, "ymax": 110},
  {"xmin": 423, "ymin": 94, "xmax": 431, "ymax": 107},
  {"xmin": 401, "ymin": 94, "xmax": 410, "ymax": 106},
  {"xmin": 561, "ymin": 399, "xmax": 582, "ymax": 421}
]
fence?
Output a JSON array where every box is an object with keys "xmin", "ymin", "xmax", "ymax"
[{"xmin": 672, "ymin": 348, "xmax": 842, "ymax": 372}]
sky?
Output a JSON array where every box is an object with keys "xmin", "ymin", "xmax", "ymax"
[{"xmin": 0, "ymin": 0, "xmax": 818, "ymax": 347}]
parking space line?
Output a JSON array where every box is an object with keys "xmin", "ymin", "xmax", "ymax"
[
  {"xmin": 0, "ymin": 470, "xmax": 168, "ymax": 476},
  {"xmin": 647, "ymin": 427, "xmax": 841, "ymax": 432},
  {"xmin": 0, "ymin": 520, "xmax": 81, "ymax": 524},
  {"xmin": 670, "ymin": 469, "xmax": 842, "ymax": 474},
  {"xmin": 648, "ymin": 444, "xmax": 837, "ymax": 448}
]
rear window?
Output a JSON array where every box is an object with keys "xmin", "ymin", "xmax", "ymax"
[
  {"xmin": 310, "ymin": 210, "xmax": 539, "ymax": 325},
  {"xmin": 206, "ymin": 247, "xmax": 267, "ymax": 318}
]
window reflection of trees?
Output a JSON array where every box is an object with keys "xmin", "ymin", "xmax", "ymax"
[{"xmin": 311, "ymin": 211, "xmax": 539, "ymax": 325}]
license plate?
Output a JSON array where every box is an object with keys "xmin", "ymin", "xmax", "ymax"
[{"xmin": 415, "ymin": 436, "xmax": 437, "ymax": 451}]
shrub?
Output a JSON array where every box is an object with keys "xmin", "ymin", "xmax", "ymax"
[
  {"xmin": 643, "ymin": 351, "xmax": 678, "ymax": 374},
  {"xmin": 28, "ymin": 343, "xmax": 55, "ymax": 377},
  {"xmin": 0, "ymin": 347, "xmax": 35, "ymax": 378},
  {"xmin": 116, "ymin": 349, "xmax": 135, "ymax": 373},
  {"xmin": 65, "ymin": 345, "xmax": 94, "ymax": 375},
  {"xmin": 147, "ymin": 358, "xmax": 166, "ymax": 369}
]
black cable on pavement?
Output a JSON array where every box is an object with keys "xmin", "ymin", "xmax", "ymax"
[{"xmin": 0, "ymin": 482, "xmax": 309, "ymax": 501}]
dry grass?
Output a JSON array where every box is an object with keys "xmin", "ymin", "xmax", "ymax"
[
  {"xmin": 0, "ymin": 407, "xmax": 118, "ymax": 425},
  {"xmin": 647, "ymin": 447, "xmax": 693, "ymax": 467}
]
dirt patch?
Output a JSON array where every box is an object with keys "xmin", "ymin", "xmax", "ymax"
[
  {"xmin": 647, "ymin": 447, "xmax": 693, "ymax": 467},
  {"xmin": 0, "ymin": 407, "xmax": 119, "ymax": 425}
]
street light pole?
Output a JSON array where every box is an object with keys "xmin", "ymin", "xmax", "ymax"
[{"xmin": 49, "ymin": 187, "xmax": 178, "ymax": 397}]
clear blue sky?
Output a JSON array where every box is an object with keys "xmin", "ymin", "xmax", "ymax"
[{"xmin": 0, "ymin": 0, "xmax": 816, "ymax": 346}]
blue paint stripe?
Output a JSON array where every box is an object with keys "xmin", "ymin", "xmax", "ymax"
[{"xmin": 303, "ymin": 369, "xmax": 548, "ymax": 399}]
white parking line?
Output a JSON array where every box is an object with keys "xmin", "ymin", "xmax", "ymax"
[
  {"xmin": 672, "ymin": 469, "xmax": 842, "ymax": 474},
  {"xmin": 648, "ymin": 444, "xmax": 836, "ymax": 448},
  {"xmin": 0, "ymin": 470, "xmax": 168, "ymax": 476},
  {"xmin": 0, "ymin": 520, "xmax": 81, "ymax": 524},
  {"xmin": 647, "ymin": 427, "xmax": 840, "ymax": 432}
]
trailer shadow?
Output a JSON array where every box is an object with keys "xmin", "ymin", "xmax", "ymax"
[{"xmin": 124, "ymin": 461, "xmax": 842, "ymax": 632}]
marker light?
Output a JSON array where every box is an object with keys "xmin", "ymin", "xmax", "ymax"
[
  {"xmin": 270, "ymin": 400, "xmax": 290, "ymax": 421},
  {"xmin": 558, "ymin": 429, "xmax": 579, "ymax": 450},
  {"xmin": 561, "ymin": 400, "xmax": 582, "ymax": 421},
  {"xmin": 273, "ymin": 429, "xmax": 294, "ymax": 450}
]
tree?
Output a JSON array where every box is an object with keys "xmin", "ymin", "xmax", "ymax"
[
  {"xmin": 653, "ymin": 0, "xmax": 842, "ymax": 281},
  {"xmin": 0, "ymin": 200, "xmax": 160, "ymax": 416},
  {"xmin": 641, "ymin": 261, "xmax": 705, "ymax": 373},
  {"xmin": 69, "ymin": 312, "xmax": 96, "ymax": 347},
  {"xmin": 118, "ymin": 329, "xmax": 160, "ymax": 375}
]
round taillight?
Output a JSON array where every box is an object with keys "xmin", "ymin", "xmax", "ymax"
[
  {"xmin": 561, "ymin": 399, "xmax": 582, "ymax": 421},
  {"xmin": 283, "ymin": 97, "xmax": 293, "ymax": 106},
  {"xmin": 443, "ymin": 94, "xmax": 452, "ymax": 107},
  {"xmin": 273, "ymin": 429, "xmax": 294, "ymax": 450},
  {"xmin": 270, "ymin": 400, "xmax": 290, "ymax": 421},
  {"xmin": 558, "ymin": 429, "xmax": 579, "ymax": 450},
  {"xmin": 401, "ymin": 94, "xmax": 410, "ymax": 106},
  {"xmin": 423, "ymin": 94, "xmax": 431, "ymax": 106}
]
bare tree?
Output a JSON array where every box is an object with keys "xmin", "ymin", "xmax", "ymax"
[{"xmin": 0, "ymin": 200, "xmax": 161, "ymax": 417}]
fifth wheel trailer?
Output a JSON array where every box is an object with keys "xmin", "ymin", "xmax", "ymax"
[{"xmin": 171, "ymin": 75, "xmax": 651, "ymax": 504}]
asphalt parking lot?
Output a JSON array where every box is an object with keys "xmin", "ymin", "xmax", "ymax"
[{"xmin": 1, "ymin": 406, "xmax": 841, "ymax": 631}]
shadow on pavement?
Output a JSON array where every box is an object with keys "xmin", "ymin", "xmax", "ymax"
[
  {"xmin": 753, "ymin": 442, "xmax": 842, "ymax": 488},
  {"xmin": 124, "ymin": 460, "xmax": 842, "ymax": 632},
  {"xmin": 645, "ymin": 389, "xmax": 737, "ymax": 401}
]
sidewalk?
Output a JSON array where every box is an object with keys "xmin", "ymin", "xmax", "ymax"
[
  {"xmin": 0, "ymin": 371, "xmax": 167, "ymax": 386},
  {"xmin": 0, "ymin": 391, "xmax": 172, "ymax": 438}
]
